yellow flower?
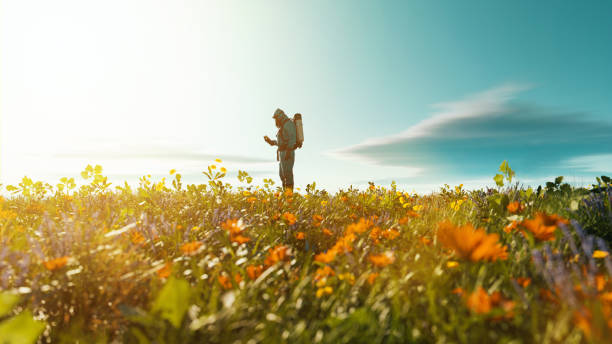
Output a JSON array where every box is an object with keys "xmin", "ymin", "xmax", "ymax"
[
  {"xmin": 243, "ymin": 190, "xmax": 251, "ymax": 196},
  {"xmin": 338, "ymin": 272, "xmax": 355, "ymax": 285},
  {"xmin": 210, "ymin": 165, "xmax": 217, "ymax": 169},
  {"xmin": 450, "ymin": 200, "xmax": 464, "ymax": 211},
  {"xmin": 215, "ymin": 158, "xmax": 222, "ymax": 163},
  {"xmin": 220, "ymin": 167, "xmax": 227, "ymax": 173},
  {"xmin": 169, "ymin": 169, "xmax": 176, "ymax": 175},
  {"xmin": 413, "ymin": 204, "xmax": 423, "ymax": 211},
  {"xmin": 593, "ymin": 250, "xmax": 609, "ymax": 258},
  {"xmin": 191, "ymin": 226, "xmax": 200, "ymax": 231},
  {"xmin": 321, "ymin": 200, "xmax": 328, "ymax": 207},
  {"xmin": 446, "ymin": 261, "xmax": 459, "ymax": 268},
  {"xmin": 316, "ymin": 286, "xmax": 333, "ymax": 298}
]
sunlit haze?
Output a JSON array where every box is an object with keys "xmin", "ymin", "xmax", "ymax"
[{"xmin": 2, "ymin": 1, "xmax": 611, "ymax": 193}]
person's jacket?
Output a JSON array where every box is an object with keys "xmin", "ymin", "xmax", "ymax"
[
  {"xmin": 275, "ymin": 113, "xmax": 296, "ymax": 152},
  {"xmin": 273, "ymin": 113, "xmax": 296, "ymax": 161}
]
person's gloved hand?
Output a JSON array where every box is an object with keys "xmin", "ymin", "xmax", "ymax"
[{"xmin": 264, "ymin": 136, "xmax": 274, "ymax": 146}]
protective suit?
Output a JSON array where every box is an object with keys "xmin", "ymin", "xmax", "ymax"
[{"xmin": 271, "ymin": 110, "xmax": 296, "ymax": 190}]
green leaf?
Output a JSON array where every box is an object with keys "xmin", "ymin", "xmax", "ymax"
[
  {"xmin": 493, "ymin": 174, "xmax": 504, "ymax": 187},
  {"xmin": 0, "ymin": 292, "xmax": 20, "ymax": 318},
  {"xmin": 0, "ymin": 310, "xmax": 46, "ymax": 344},
  {"xmin": 151, "ymin": 277, "xmax": 190, "ymax": 328},
  {"xmin": 554, "ymin": 176, "xmax": 564, "ymax": 185}
]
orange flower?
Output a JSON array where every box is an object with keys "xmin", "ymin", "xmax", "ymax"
[
  {"xmin": 436, "ymin": 221, "xmax": 508, "ymax": 262},
  {"xmin": 322, "ymin": 228, "xmax": 333, "ymax": 236},
  {"xmin": 381, "ymin": 229, "xmax": 400, "ymax": 240},
  {"xmin": 312, "ymin": 214, "xmax": 323, "ymax": 227},
  {"xmin": 315, "ymin": 249, "xmax": 337, "ymax": 264},
  {"xmin": 43, "ymin": 256, "xmax": 69, "ymax": 271},
  {"xmin": 130, "ymin": 231, "xmax": 145, "ymax": 245},
  {"xmin": 519, "ymin": 212, "xmax": 566, "ymax": 241},
  {"xmin": 346, "ymin": 218, "xmax": 373, "ymax": 235},
  {"xmin": 407, "ymin": 210, "xmax": 420, "ymax": 218},
  {"xmin": 218, "ymin": 273, "xmax": 233, "ymax": 289},
  {"xmin": 222, "ymin": 219, "xmax": 251, "ymax": 244},
  {"xmin": 231, "ymin": 234, "xmax": 251, "ymax": 244},
  {"xmin": 369, "ymin": 251, "xmax": 395, "ymax": 267},
  {"xmin": 465, "ymin": 287, "xmax": 515, "ymax": 316},
  {"xmin": 221, "ymin": 219, "xmax": 244, "ymax": 235},
  {"xmin": 332, "ymin": 232, "xmax": 356, "ymax": 253},
  {"xmin": 504, "ymin": 221, "xmax": 519, "ymax": 233},
  {"xmin": 246, "ymin": 265, "xmax": 263, "ymax": 280},
  {"xmin": 369, "ymin": 226, "xmax": 381, "ymax": 244},
  {"xmin": 314, "ymin": 265, "xmax": 335, "ymax": 281},
  {"xmin": 295, "ymin": 232, "xmax": 305, "ymax": 240},
  {"xmin": 506, "ymin": 201, "xmax": 524, "ymax": 214},
  {"xmin": 264, "ymin": 245, "xmax": 290, "ymax": 267},
  {"xmin": 451, "ymin": 287, "xmax": 464, "ymax": 295},
  {"xmin": 515, "ymin": 277, "xmax": 531, "ymax": 288},
  {"xmin": 234, "ymin": 273, "xmax": 243, "ymax": 284},
  {"xmin": 156, "ymin": 262, "xmax": 172, "ymax": 279},
  {"xmin": 367, "ymin": 272, "xmax": 379, "ymax": 285},
  {"xmin": 419, "ymin": 236, "xmax": 432, "ymax": 246},
  {"xmin": 180, "ymin": 241, "xmax": 203, "ymax": 255},
  {"xmin": 282, "ymin": 212, "xmax": 297, "ymax": 225}
]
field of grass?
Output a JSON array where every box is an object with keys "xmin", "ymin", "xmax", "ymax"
[{"xmin": 1, "ymin": 161, "xmax": 611, "ymax": 343}]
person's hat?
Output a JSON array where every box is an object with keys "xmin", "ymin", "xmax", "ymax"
[{"xmin": 272, "ymin": 108, "xmax": 285, "ymax": 119}]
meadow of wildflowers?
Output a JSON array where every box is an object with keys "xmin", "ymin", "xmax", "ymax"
[{"xmin": 0, "ymin": 161, "xmax": 611, "ymax": 343}]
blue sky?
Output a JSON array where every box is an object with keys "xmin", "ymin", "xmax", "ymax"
[{"xmin": 1, "ymin": 0, "xmax": 611, "ymax": 192}]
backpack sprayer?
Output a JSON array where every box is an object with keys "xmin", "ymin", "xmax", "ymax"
[{"xmin": 293, "ymin": 113, "xmax": 304, "ymax": 149}]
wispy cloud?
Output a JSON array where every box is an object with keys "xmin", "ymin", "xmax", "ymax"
[
  {"xmin": 41, "ymin": 141, "xmax": 274, "ymax": 164},
  {"xmin": 328, "ymin": 84, "xmax": 612, "ymax": 178}
]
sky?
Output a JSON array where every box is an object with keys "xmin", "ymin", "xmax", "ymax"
[{"xmin": 1, "ymin": 0, "xmax": 611, "ymax": 193}]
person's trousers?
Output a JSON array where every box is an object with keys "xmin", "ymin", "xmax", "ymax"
[{"xmin": 279, "ymin": 150, "xmax": 295, "ymax": 188}]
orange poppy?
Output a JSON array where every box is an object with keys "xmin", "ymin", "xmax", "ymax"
[
  {"xmin": 156, "ymin": 262, "xmax": 172, "ymax": 279},
  {"xmin": 282, "ymin": 212, "xmax": 297, "ymax": 225},
  {"xmin": 369, "ymin": 251, "xmax": 395, "ymax": 267},
  {"xmin": 367, "ymin": 272, "xmax": 379, "ymax": 285},
  {"xmin": 218, "ymin": 273, "xmax": 233, "ymax": 289},
  {"xmin": 180, "ymin": 241, "xmax": 203, "ymax": 255},
  {"xmin": 506, "ymin": 201, "xmax": 525, "ymax": 214},
  {"xmin": 264, "ymin": 245, "xmax": 290, "ymax": 267},
  {"xmin": 519, "ymin": 212, "xmax": 567, "ymax": 241},
  {"xmin": 314, "ymin": 249, "xmax": 337, "ymax": 264},
  {"xmin": 436, "ymin": 221, "xmax": 508, "ymax": 262},
  {"xmin": 246, "ymin": 265, "xmax": 263, "ymax": 280},
  {"xmin": 43, "ymin": 256, "xmax": 69, "ymax": 271}
]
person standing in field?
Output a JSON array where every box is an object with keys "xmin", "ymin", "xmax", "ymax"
[{"xmin": 264, "ymin": 108, "xmax": 297, "ymax": 192}]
